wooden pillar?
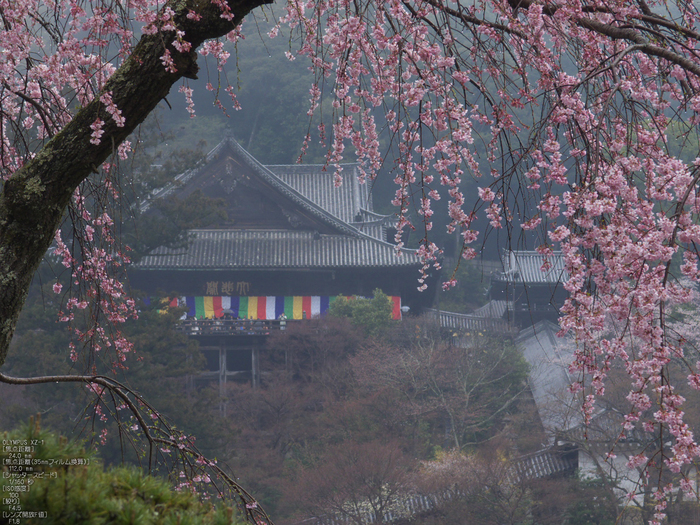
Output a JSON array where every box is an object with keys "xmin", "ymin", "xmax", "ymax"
[
  {"xmin": 220, "ymin": 343, "xmax": 227, "ymax": 417},
  {"xmin": 252, "ymin": 346, "xmax": 259, "ymax": 388}
]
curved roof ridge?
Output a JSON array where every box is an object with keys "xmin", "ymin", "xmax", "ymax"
[
  {"xmin": 264, "ymin": 162, "xmax": 358, "ymax": 169},
  {"xmin": 225, "ymin": 138, "xmax": 365, "ymax": 237},
  {"xmin": 266, "ymin": 162, "xmax": 377, "ymax": 223},
  {"xmin": 137, "ymin": 136, "xmax": 417, "ymax": 258},
  {"xmin": 359, "ymin": 207, "xmax": 389, "ymax": 218},
  {"xmin": 186, "ymin": 226, "xmax": 417, "ymax": 256},
  {"xmin": 352, "ymin": 219, "xmax": 391, "ymax": 226},
  {"xmin": 136, "ymin": 228, "xmax": 420, "ymax": 269},
  {"xmin": 223, "ymin": 137, "xmax": 418, "ymax": 256}
]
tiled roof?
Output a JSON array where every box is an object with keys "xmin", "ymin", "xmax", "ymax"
[
  {"xmin": 509, "ymin": 448, "xmax": 577, "ymax": 483},
  {"xmin": 424, "ymin": 308, "xmax": 513, "ymax": 334},
  {"xmin": 225, "ymin": 140, "xmax": 359, "ymax": 236},
  {"xmin": 140, "ymin": 138, "xmax": 359, "ymax": 237},
  {"xmin": 135, "ymin": 136, "xmax": 416, "ymax": 271},
  {"xmin": 515, "ymin": 321, "xmax": 582, "ymax": 437},
  {"xmin": 353, "ymin": 222, "xmax": 387, "ymax": 241},
  {"xmin": 266, "ymin": 165, "xmax": 396, "ymax": 239},
  {"xmin": 494, "ymin": 250, "xmax": 566, "ymax": 284},
  {"xmin": 136, "ymin": 229, "xmax": 419, "ymax": 270},
  {"xmin": 564, "ymin": 409, "xmax": 647, "ymax": 446},
  {"xmin": 267, "ymin": 164, "xmax": 370, "ymax": 224},
  {"xmin": 517, "ymin": 322, "xmax": 649, "ymax": 448},
  {"xmin": 470, "ymin": 299, "xmax": 510, "ymax": 318}
]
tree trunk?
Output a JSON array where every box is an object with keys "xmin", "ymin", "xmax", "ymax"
[{"xmin": 0, "ymin": 0, "xmax": 272, "ymax": 367}]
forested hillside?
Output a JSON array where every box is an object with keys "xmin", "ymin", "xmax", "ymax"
[
  {"xmin": 4, "ymin": 1, "xmax": 700, "ymax": 523},
  {"xmin": 1, "ymin": 288, "xmax": 624, "ymax": 524}
]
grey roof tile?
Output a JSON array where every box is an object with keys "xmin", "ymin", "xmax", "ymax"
[
  {"xmin": 137, "ymin": 229, "xmax": 418, "ymax": 270},
  {"xmin": 515, "ymin": 321, "xmax": 582, "ymax": 436},
  {"xmin": 267, "ymin": 164, "xmax": 371, "ymax": 224},
  {"xmin": 471, "ymin": 299, "xmax": 510, "ymax": 318},
  {"xmin": 494, "ymin": 251, "xmax": 566, "ymax": 284},
  {"xmin": 424, "ymin": 308, "xmax": 513, "ymax": 333},
  {"xmin": 509, "ymin": 448, "xmax": 577, "ymax": 483},
  {"xmin": 135, "ymin": 137, "xmax": 416, "ymax": 271}
]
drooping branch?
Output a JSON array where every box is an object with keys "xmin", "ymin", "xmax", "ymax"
[
  {"xmin": 0, "ymin": 371, "xmax": 274, "ymax": 524},
  {"xmin": 413, "ymin": 0, "xmax": 700, "ymax": 79},
  {"xmin": 578, "ymin": 18, "xmax": 700, "ymax": 78},
  {"xmin": 0, "ymin": 0, "xmax": 271, "ymax": 369},
  {"xmin": 409, "ymin": 0, "xmax": 523, "ymax": 37}
]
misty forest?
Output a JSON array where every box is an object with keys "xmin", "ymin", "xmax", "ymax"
[{"xmin": 2, "ymin": 1, "xmax": 700, "ymax": 525}]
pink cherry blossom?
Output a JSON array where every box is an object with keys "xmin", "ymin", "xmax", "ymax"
[{"xmin": 1, "ymin": 0, "xmax": 700, "ymax": 519}]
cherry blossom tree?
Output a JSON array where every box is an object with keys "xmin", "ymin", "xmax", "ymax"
[
  {"xmin": 0, "ymin": 0, "xmax": 275, "ymax": 521},
  {"xmin": 274, "ymin": 1, "xmax": 700, "ymax": 521},
  {"xmin": 289, "ymin": 440, "xmax": 411, "ymax": 525},
  {"xmin": 2, "ymin": 0, "xmax": 700, "ymax": 522},
  {"xmin": 0, "ymin": 0, "xmax": 276, "ymax": 367}
]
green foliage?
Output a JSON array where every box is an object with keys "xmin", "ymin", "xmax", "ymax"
[
  {"xmin": 562, "ymin": 478, "xmax": 617, "ymax": 525},
  {"xmin": 1, "ymin": 419, "xmax": 245, "ymax": 525},
  {"xmin": 1, "ymin": 290, "xmax": 222, "ymax": 462},
  {"xmin": 437, "ymin": 262, "xmax": 489, "ymax": 313},
  {"xmin": 328, "ymin": 289, "xmax": 395, "ymax": 337}
]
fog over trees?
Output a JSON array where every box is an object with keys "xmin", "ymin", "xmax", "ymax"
[{"xmin": 2, "ymin": 0, "xmax": 700, "ymax": 523}]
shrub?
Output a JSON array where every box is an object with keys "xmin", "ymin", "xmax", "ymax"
[{"xmin": 1, "ymin": 417, "xmax": 245, "ymax": 525}]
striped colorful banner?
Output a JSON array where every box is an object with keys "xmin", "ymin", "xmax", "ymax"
[{"xmin": 168, "ymin": 296, "xmax": 402, "ymax": 321}]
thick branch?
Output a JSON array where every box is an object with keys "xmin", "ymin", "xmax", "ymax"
[
  {"xmin": 579, "ymin": 18, "xmax": 700, "ymax": 78},
  {"xmin": 0, "ymin": 371, "xmax": 118, "ymax": 386},
  {"xmin": 0, "ymin": 0, "xmax": 271, "ymax": 368},
  {"xmin": 421, "ymin": 0, "xmax": 700, "ymax": 78},
  {"xmin": 417, "ymin": 0, "xmax": 523, "ymax": 37},
  {"xmin": 0, "ymin": 371, "xmax": 274, "ymax": 524}
]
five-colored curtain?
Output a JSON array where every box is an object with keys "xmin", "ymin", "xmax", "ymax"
[{"xmin": 161, "ymin": 295, "xmax": 402, "ymax": 320}]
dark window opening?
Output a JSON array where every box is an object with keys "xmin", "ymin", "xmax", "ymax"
[
  {"xmin": 201, "ymin": 349, "xmax": 219, "ymax": 372},
  {"xmin": 227, "ymin": 349, "xmax": 252, "ymax": 372}
]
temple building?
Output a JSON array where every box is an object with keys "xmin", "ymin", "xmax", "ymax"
[
  {"xmin": 130, "ymin": 136, "xmax": 431, "ymax": 308},
  {"xmin": 488, "ymin": 250, "xmax": 567, "ymax": 327},
  {"xmin": 129, "ymin": 136, "xmax": 435, "ymax": 389}
]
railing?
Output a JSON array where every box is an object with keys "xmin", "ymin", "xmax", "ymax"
[
  {"xmin": 303, "ymin": 447, "xmax": 577, "ymax": 525},
  {"xmin": 508, "ymin": 447, "xmax": 577, "ymax": 484},
  {"xmin": 510, "ymin": 302, "xmax": 559, "ymax": 312},
  {"xmin": 424, "ymin": 308, "xmax": 513, "ymax": 333},
  {"xmin": 176, "ymin": 318, "xmax": 296, "ymax": 336}
]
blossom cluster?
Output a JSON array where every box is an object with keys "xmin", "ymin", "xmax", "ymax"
[
  {"xmin": 278, "ymin": 1, "xmax": 700, "ymax": 519},
  {"xmin": 53, "ymin": 184, "xmax": 137, "ymax": 371},
  {"xmin": 4, "ymin": 0, "xmax": 700, "ymax": 520}
]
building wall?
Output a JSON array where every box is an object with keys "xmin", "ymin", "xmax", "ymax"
[
  {"xmin": 129, "ymin": 267, "xmax": 436, "ymax": 313},
  {"xmin": 578, "ymin": 449, "xmax": 644, "ymax": 505}
]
